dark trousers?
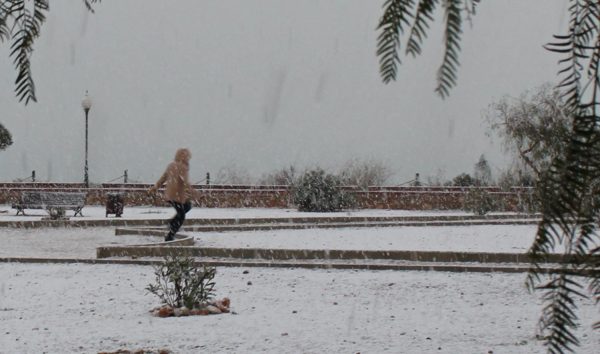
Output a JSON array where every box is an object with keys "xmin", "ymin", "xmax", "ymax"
[{"xmin": 168, "ymin": 200, "xmax": 192, "ymax": 236}]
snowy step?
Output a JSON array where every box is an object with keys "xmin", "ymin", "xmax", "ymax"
[
  {"xmin": 114, "ymin": 218, "xmax": 540, "ymax": 236},
  {"xmin": 95, "ymin": 245, "xmax": 578, "ymax": 265},
  {"xmin": 0, "ymin": 256, "xmax": 564, "ymax": 274},
  {"xmin": 0, "ymin": 213, "xmax": 541, "ymax": 229}
]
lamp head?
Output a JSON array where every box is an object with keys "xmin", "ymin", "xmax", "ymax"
[{"xmin": 81, "ymin": 91, "xmax": 92, "ymax": 113}]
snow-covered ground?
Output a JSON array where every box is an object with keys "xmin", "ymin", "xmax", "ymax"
[
  {"xmin": 1, "ymin": 263, "xmax": 598, "ymax": 354},
  {"xmin": 0, "ymin": 224, "xmax": 539, "ymax": 259},
  {"xmin": 0, "ymin": 227, "xmax": 152, "ymax": 259},
  {"xmin": 193, "ymin": 225, "xmax": 538, "ymax": 253},
  {"xmin": 1, "ymin": 205, "xmax": 545, "ymax": 257},
  {"xmin": 0, "ymin": 206, "xmax": 597, "ymax": 353}
]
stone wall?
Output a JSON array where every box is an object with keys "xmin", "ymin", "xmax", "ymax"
[{"xmin": 0, "ymin": 182, "xmax": 533, "ymax": 211}]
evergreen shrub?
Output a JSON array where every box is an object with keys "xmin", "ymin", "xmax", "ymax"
[
  {"xmin": 463, "ymin": 188, "xmax": 496, "ymax": 215},
  {"xmin": 146, "ymin": 255, "xmax": 216, "ymax": 309},
  {"xmin": 292, "ymin": 168, "xmax": 355, "ymax": 212}
]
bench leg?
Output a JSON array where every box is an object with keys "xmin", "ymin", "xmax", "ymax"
[
  {"xmin": 15, "ymin": 207, "xmax": 25, "ymax": 216},
  {"xmin": 73, "ymin": 207, "xmax": 84, "ymax": 217}
]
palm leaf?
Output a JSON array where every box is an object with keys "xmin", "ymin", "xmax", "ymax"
[
  {"xmin": 83, "ymin": 0, "xmax": 101, "ymax": 14},
  {"xmin": 0, "ymin": 0, "xmax": 98, "ymax": 104},
  {"xmin": 405, "ymin": 0, "xmax": 438, "ymax": 57},
  {"xmin": 376, "ymin": 0, "xmax": 415, "ymax": 83},
  {"xmin": 537, "ymin": 275, "xmax": 586, "ymax": 354},
  {"xmin": 10, "ymin": 11, "xmax": 39, "ymax": 104},
  {"xmin": 527, "ymin": 2, "xmax": 600, "ymax": 351},
  {"xmin": 435, "ymin": 0, "xmax": 462, "ymax": 98}
]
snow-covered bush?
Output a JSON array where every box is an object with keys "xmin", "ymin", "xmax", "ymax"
[
  {"xmin": 292, "ymin": 168, "xmax": 355, "ymax": 212},
  {"xmin": 452, "ymin": 173, "xmax": 475, "ymax": 187},
  {"xmin": 146, "ymin": 255, "xmax": 216, "ymax": 309},
  {"xmin": 463, "ymin": 188, "xmax": 495, "ymax": 215}
]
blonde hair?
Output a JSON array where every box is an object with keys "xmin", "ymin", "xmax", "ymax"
[{"xmin": 174, "ymin": 148, "xmax": 191, "ymax": 163}]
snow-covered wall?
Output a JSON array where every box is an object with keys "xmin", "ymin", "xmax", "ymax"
[{"xmin": 0, "ymin": 183, "xmax": 531, "ymax": 211}]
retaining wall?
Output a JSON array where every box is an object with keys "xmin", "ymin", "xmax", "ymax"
[{"xmin": 0, "ymin": 182, "xmax": 534, "ymax": 211}]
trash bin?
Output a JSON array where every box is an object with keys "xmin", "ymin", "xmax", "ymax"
[{"xmin": 106, "ymin": 193, "xmax": 124, "ymax": 217}]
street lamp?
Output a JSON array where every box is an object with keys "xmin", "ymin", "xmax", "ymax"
[{"xmin": 81, "ymin": 91, "xmax": 92, "ymax": 188}]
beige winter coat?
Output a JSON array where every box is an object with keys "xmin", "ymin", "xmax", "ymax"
[{"xmin": 152, "ymin": 149, "xmax": 193, "ymax": 203}]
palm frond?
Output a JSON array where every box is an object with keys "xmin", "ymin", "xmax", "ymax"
[
  {"xmin": 463, "ymin": 0, "xmax": 480, "ymax": 25},
  {"xmin": 529, "ymin": 3, "xmax": 600, "ymax": 267},
  {"xmin": 1, "ymin": 0, "xmax": 100, "ymax": 104},
  {"xmin": 544, "ymin": 1, "xmax": 597, "ymax": 112},
  {"xmin": 537, "ymin": 275, "xmax": 586, "ymax": 354},
  {"xmin": 376, "ymin": 0, "xmax": 415, "ymax": 84},
  {"xmin": 8, "ymin": 1, "xmax": 47, "ymax": 105},
  {"xmin": 0, "ymin": 0, "xmax": 50, "ymax": 104},
  {"xmin": 527, "ymin": 2, "xmax": 600, "ymax": 353},
  {"xmin": 33, "ymin": 0, "xmax": 48, "ymax": 25},
  {"xmin": 585, "ymin": 6, "xmax": 600, "ymax": 77},
  {"xmin": 373, "ymin": 0, "xmax": 600, "ymax": 348},
  {"xmin": 405, "ymin": 0, "xmax": 438, "ymax": 58},
  {"xmin": 0, "ymin": 122, "xmax": 13, "ymax": 151},
  {"xmin": 435, "ymin": 0, "xmax": 462, "ymax": 98},
  {"xmin": 0, "ymin": 6, "xmax": 10, "ymax": 42},
  {"xmin": 590, "ymin": 255, "xmax": 600, "ymax": 331},
  {"xmin": 83, "ymin": 0, "xmax": 101, "ymax": 14}
]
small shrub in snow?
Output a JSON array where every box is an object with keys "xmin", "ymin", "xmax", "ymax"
[
  {"xmin": 463, "ymin": 188, "xmax": 495, "ymax": 215},
  {"xmin": 292, "ymin": 168, "xmax": 355, "ymax": 212},
  {"xmin": 146, "ymin": 255, "xmax": 216, "ymax": 309}
]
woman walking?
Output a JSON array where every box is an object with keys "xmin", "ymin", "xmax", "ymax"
[{"xmin": 149, "ymin": 148, "xmax": 197, "ymax": 241}]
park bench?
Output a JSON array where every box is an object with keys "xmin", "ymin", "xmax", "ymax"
[{"xmin": 12, "ymin": 191, "xmax": 87, "ymax": 219}]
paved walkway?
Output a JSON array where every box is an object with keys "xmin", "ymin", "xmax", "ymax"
[{"xmin": 0, "ymin": 207, "xmax": 556, "ymax": 273}]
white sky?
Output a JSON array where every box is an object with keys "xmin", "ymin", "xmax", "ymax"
[{"xmin": 0, "ymin": 0, "xmax": 566, "ymax": 184}]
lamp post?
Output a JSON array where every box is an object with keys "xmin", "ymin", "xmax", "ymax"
[{"xmin": 81, "ymin": 91, "xmax": 92, "ymax": 188}]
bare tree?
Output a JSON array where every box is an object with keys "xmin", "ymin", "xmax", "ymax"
[
  {"xmin": 258, "ymin": 165, "xmax": 298, "ymax": 186},
  {"xmin": 473, "ymin": 154, "xmax": 492, "ymax": 186},
  {"xmin": 337, "ymin": 158, "xmax": 393, "ymax": 188},
  {"xmin": 214, "ymin": 164, "xmax": 253, "ymax": 185},
  {"xmin": 485, "ymin": 84, "xmax": 572, "ymax": 178}
]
